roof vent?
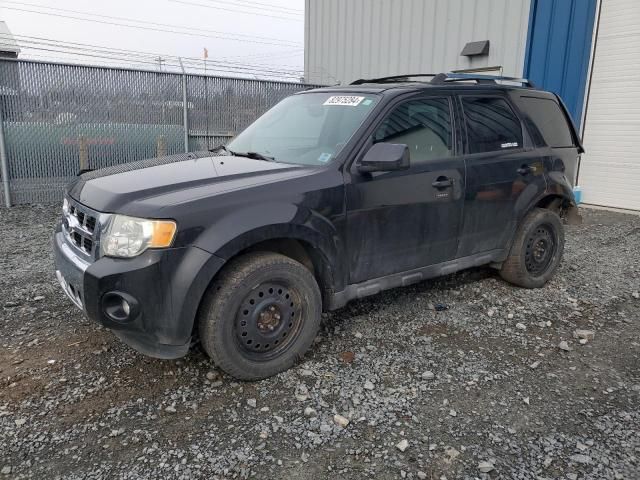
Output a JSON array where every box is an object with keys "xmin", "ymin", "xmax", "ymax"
[{"xmin": 460, "ymin": 40, "xmax": 490, "ymax": 57}]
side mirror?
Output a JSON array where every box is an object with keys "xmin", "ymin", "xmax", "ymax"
[{"xmin": 357, "ymin": 143, "xmax": 410, "ymax": 173}]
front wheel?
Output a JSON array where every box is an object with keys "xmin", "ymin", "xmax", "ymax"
[
  {"xmin": 500, "ymin": 208, "xmax": 565, "ymax": 288},
  {"xmin": 198, "ymin": 252, "xmax": 322, "ymax": 380}
]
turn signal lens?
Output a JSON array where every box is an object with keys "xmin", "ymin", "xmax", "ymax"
[{"xmin": 150, "ymin": 221, "xmax": 177, "ymax": 248}]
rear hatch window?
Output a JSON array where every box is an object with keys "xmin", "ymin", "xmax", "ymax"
[{"xmin": 520, "ymin": 97, "xmax": 575, "ymax": 148}]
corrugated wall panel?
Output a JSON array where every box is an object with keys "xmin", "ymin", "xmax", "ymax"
[
  {"xmin": 304, "ymin": 0, "xmax": 531, "ymax": 85},
  {"xmin": 580, "ymin": 0, "xmax": 640, "ymax": 210}
]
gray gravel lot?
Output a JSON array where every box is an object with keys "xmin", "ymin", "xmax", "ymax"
[{"xmin": 1, "ymin": 204, "xmax": 639, "ymax": 480}]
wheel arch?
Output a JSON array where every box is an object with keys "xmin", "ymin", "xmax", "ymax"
[
  {"xmin": 531, "ymin": 192, "xmax": 582, "ymax": 225},
  {"xmin": 201, "ymin": 224, "xmax": 341, "ymax": 313},
  {"xmin": 498, "ymin": 192, "xmax": 577, "ymax": 268},
  {"xmin": 232, "ymin": 236, "xmax": 337, "ymax": 309}
]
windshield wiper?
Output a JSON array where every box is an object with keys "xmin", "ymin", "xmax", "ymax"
[
  {"xmin": 209, "ymin": 145, "xmax": 275, "ymax": 162},
  {"xmin": 229, "ymin": 151, "xmax": 275, "ymax": 162},
  {"xmin": 209, "ymin": 144, "xmax": 232, "ymax": 155}
]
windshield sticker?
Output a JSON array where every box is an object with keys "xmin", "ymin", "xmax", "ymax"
[
  {"xmin": 362, "ymin": 98, "xmax": 373, "ymax": 106},
  {"xmin": 501, "ymin": 142, "xmax": 519, "ymax": 148},
  {"xmin": 317, "ymin": 152, "xmax": 332, "ymax": 163},
  {"xmin": 323, "ymin": 95, "xmax": 365, "ymax": 107}
]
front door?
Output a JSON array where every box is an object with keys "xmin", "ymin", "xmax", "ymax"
[{"xmin": 345, "ymin": 96, "xmax": 465, "ymax": 284}]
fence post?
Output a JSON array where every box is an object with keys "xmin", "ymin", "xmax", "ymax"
[
  {"xmin": 179, "ymin": 58, "xmax": 189, "ymax": 153},
  {"xmin": 78, "ymin": 136, "xmax": 89, "ymax": 172},
  {"xmin": 0, "ymin": 102, "xmax": 11, "ymax": 207},
  {"xmin": 157, "ymin": 135, "xmax": 167, "ymax": 157}
]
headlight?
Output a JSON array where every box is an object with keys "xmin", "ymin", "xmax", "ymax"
[
  {"xmin": 101, "ymin": 215, "xmax": 177, "ymax": 258},
  {"xmin": 62, "ymin": 197, "xmax": 69, "ymax": 215}
]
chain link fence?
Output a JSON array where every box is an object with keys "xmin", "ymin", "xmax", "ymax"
[{"xmin": 0, "ymin": 59, "xmax": 321, "ymax": 205}]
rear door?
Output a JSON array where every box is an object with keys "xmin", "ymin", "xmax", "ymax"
[
  {"xmin": 345, "ymin": 95, "xmax": 465, "ymax": 283},
  {"xmin": 457, "ymin": 93, "xmax": 547, "ymax": 257}
]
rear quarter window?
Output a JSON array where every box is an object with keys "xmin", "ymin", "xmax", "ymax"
[
  {"xmin": 519, "ymin": 96, "xmax": 575, "ymax": 148},
  {"xmin": 461, "ymin": 96, "xmax": 523, "ymax": 154}
]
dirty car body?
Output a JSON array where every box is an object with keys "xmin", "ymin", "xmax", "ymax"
[{"xmin": 54, "ymin": 74, "xmax": 583, "ymax": 371}]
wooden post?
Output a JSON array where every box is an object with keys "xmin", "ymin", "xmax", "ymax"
[
  {"xmin": 78, "ymin": 136, "xmax": 88, "ymax": 172},
  {"xmin": 157, "ymin": 135, "xmax": 167, "ymax": 158}
]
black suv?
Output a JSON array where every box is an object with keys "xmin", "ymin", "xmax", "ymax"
[{"xmin": 54, "ymin": 73, "xmax": 583, "ymax": 380}]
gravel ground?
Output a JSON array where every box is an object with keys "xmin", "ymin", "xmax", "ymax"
[{"xmin": 1, "ymin": 204, "xmax": 639, "ymax": 480}]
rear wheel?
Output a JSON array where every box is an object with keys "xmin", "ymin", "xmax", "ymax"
[
  {"xmin": 500, "ymin": 208, "xmax": 565, "ymax": 288},
  {"xmin": 198, "ymin": 252, "xmax": 322, "ymax": 380}
]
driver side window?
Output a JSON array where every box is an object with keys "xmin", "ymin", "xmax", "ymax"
[{"xmin": 374, "ymin": 97, "xmax": 453, "ymax": 164}]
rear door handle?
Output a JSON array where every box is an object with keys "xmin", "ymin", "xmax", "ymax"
[
  {"xmin": 432, "ymin": 177, "xmax": 453, "ymax": 189},
  {"xmin": 517, "ymin": 164, "xmax": 534, "ymax": 175}
]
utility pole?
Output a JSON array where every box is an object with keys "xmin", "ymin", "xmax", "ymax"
[
  {"xmin": 156, "ymin": 56, "xmax": 165, "ymax": 72},
  {"xmin": 203, "ymin": 47, "xmax": 208, "ymax": 75}
]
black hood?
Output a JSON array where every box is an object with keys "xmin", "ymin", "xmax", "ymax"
[{"xmin": 68, "ymin": 151, "xmax": 308, "ymax": 215}]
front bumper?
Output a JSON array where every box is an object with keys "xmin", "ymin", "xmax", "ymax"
[{"xmin": 54, "ymin": 226, "xmax": 225, "ymax": 359}]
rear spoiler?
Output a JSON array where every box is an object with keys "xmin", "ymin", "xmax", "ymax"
[{"xmin": 555, "ymin": 94, "xmax": 585, "ymax": 154}]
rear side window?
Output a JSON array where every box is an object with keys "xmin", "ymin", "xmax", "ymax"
[
  {"xmin": 519, "ymin": 96, "xmax": 575, "ymax": 148},
  {"xmin": 461, "ymin": 96, "xmax": 523, "ymax": 154}
]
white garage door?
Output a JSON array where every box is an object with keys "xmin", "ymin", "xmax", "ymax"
[{"xmin": 580, "ymin": 0, "xmax": 640, "ymax": 210}]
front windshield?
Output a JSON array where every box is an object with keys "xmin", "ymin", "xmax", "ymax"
[{"xmin": 227, "ymin": 92, "xmax": 379, "ymax": 166}]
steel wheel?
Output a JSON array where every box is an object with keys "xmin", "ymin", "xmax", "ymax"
[
  {"xmin": 524, "ymin": 224, "xmax": 557, "ymax": 276},
  {"xmin": 198, "ymin": 252, "xmax": 322, "ymax": 380},
  {"xmin": 500, "ymin": 208, "xmax": 565, "ymax": 288},
  {"xmin": 235, "ymin": 282, "xmax": 303, "ymax": 361}
]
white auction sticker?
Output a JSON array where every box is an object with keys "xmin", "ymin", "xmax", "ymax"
[{"xmin": 323, "ymin": 95, "xmax": 365, "ymax": 106}]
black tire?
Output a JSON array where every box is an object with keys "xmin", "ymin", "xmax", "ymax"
[
  {"xmin": 198, "ymin": 252, "xmax": 322, "ymax": 380},
  {"xmin": 500, "ymin": 208, "xmax": 565, "ymax": 288}
]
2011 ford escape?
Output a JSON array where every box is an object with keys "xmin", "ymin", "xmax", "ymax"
[{"xmin": 54, "ymin": 73, "xmax": 583, "ymax": 380}]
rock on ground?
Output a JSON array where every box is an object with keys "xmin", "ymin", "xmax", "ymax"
[{"xmin": 0, "ymin": 205, "xmax": 639, "ymax": 479}]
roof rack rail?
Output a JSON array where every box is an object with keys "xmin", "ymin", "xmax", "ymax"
[
  {"xmin": 430, "ymin": 72, "xmax": 536, "ymax": 88},
  {"xmin": 350, "ymin": 72, "xmax": 536, "ymax": 88},
  {"xmin": 350, "ymin": 73, "xmax": 436, "ymax": 85}
]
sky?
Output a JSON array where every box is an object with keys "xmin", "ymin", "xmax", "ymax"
[{"xmin": 0, "ymin": 0, "xmax": 305, "ymax": 80}]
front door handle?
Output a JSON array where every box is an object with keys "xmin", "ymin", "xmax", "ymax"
[
  {"xmin": 517, "ymin": 164, "xmax": 534, "ymax": 175},
  {"xmin": 432, "ymin": 176, "xmax": 453, "ymax": 189}
]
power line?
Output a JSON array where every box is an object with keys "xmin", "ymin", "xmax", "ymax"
[
  {"xmin": 0, "ymin": 1, "xmax": 302, "ymax": 47},
  {"xmin": 15, "ymin": 53, "xmax": 160, "ymax": 70},
  {"xmin": 167, "ymin": 0, "xmax": 302, "ymax": 21},
  {"xmin": 15, "ymin": 45, "xmax": 302, "ymax": 80},
  {"xmin": 0, "ymin": 36, "xmax": 305, "ymax": 78},
  {"xmin": 1, "ymin": 0, "xmax": 302, "ymax": 44},
  {"xmin": 0, "ymin": 5, "xmax": 298, "ymax": 47},
  {"xmin": 220, "ymin": 47, "xmax": 303, "ymax": 61},
  {"xmin": 15, "ymin": 44, "xmax": 303, "ymax": 78},
  {"xmin": 212, "ymin": 0, "xmax": 303, "ymax": 14},
  {"xmin": 179, "ymin": 0, "xmax": 303, "ymax": 16},
  {"xmin": 1, "ymin": 33, "xmax": 303, "ymax": 74},
  {"xmin": 5, "ymin": 36, "xmax": 304, "ymax": 79},
  {"xmin": 16, "ymin": 46, "xmax": 176, "ymax": 69}
]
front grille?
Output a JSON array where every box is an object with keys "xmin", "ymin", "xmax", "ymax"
[
  {"xmin": 85, "ymin": 216, "xmax": 97, "ymax": 232},
  {"xmin": 62, "ymin": 198, "xmax": 99, "ymax": 257}
]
